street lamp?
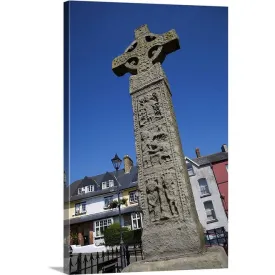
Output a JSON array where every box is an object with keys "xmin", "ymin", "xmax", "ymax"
[{"xmin": 111, "ymin": 153, "xmax": 124, "ymax": 269}]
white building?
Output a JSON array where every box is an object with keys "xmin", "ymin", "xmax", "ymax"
[{"xmin": 185, "ymin": 149, "xmax": 228, "ymax": 232}]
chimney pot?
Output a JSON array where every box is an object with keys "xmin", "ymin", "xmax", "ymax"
[
  {"xmin": 195, "ymin": 148, "xmax": 201, "ymax": 158},
  {"xmin": 123, "ymin": 155, "xmax": 133, "ymax": 174},
  {"xmin": 221, "ymin": 144, "xmax": 228, "ymax": 152}
]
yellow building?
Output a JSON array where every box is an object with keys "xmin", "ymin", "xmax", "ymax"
[{"xmin": 64, "ymin": 155, "xmax": 142, "ymax": 246}]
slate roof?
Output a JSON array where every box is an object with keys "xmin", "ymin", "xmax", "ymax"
[
  {"xmin": 65, "ymin": 205, "xmax": 141, "ymax": 226},
  {"xmin": 64, "ymin": 166, "xmax": 138, "ymax": 203},
  {"xmin": 192, "ymin": 152, "xmax": 228, "ymax": 166}
]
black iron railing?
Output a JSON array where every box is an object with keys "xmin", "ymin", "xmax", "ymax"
[
  {"xmin": 69, "ymin": 244, "xmax": 144, "ymax": 274},
  {"xmin": 68, "ymin": 228, "xmax": 228, "ymax": 274},
  {"xmin": 205, "ymin": 227, "xmax": 228, "ymax": 255}
]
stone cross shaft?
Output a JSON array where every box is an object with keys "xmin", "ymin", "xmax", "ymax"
[{"xmin": 112, "ymin": 25, "xmax": 205, "ymax": 262}]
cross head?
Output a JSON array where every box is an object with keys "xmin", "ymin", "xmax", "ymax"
[{"xmin": 112, "ymin": 24, "xmax": 180, "ymax": 76}]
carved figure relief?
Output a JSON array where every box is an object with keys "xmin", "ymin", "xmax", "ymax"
[
  {"xmin": 137, "ymin": 91, "xmax": 163, "ymax": 127},
  {"xmin": 146, "ymin": 178, "xmax": 161, "ymax": 222},
  {"xmin": 161, "ymin": 173, "xmax": 179, "ymax": 216},
  {"xmin": 140, "ymin": 123, "xmax": 172, "ymax": 168},
  {"xmin": 146, "ymin": 172, "xmax": 179, "ymax": 222}
]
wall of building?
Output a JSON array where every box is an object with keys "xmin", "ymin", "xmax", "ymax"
[
  {"xmin": 212, "ymin": 161, "xmax": 228, "ymax": 216},
  {"xmin": 68, "ymin": 187, "xmax": 140, "ymax": 246},
  {"xmin": 68, "ymin": 193, "xmax": 125, "ymax": 219},
  {"xmin": 68, "ymin": 200, "xmax": 81, "ymax": 218},
  {"xmin": 122, "ymin": 187, "xmax": 138, "ymax": 206},
  {"xmin": 188, "ymin": 162, "xmax": 228, "ymax": 231},
  {"xmin": 64, "ymin": 202, "xmax": 70, "ymax": 220}
]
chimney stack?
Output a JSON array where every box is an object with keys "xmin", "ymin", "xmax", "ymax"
[
  {"xmin": 221, "ymin": 144, "xmax": 228, "ymax": 152},
  {"xmin": 195, "ymin": 148, "xmax": 201, "ymax": 158},
  {"xmin": 123, "ymin": 155, "xmax": 133, "ymax": 174}
]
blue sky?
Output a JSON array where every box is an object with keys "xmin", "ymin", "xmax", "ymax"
[{"xmin": 65, "ymin": 1, "xmax": 228, "ymax": 184}]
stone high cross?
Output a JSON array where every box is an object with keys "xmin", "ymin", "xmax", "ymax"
[
  {"xmin": 112, "ymin": 24, "xmax": 180, "ymax": 76},
  {"xmin": 112, "ymin": 25, "xmax": 227, "ymax": 270}
]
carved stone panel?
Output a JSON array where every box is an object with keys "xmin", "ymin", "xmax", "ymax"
[
  {"xmin": 130, "ymin": 63, "xmax": 168, "ymax": 94},
  {"xmin": 140, "ymin": 123, "xmax": 172, "ymax": 170},
  {"xmin": 137, "ymin": 88, "xmax": 163, "ymax": 128},
  {"xmin": 144, "ymin": 169, "xmax": 180, "ymax": 224}
]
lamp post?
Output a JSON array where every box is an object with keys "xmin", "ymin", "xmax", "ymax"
[{"xmin": 111, "ymin": 153, "xmax": 124, "ymax": 270}]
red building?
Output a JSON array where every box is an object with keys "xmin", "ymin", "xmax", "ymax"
[{"xmin": 210, "ymin": 144, "xmax": 228, "ymax": 217}]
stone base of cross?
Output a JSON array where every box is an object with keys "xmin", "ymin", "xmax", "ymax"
[{"xmin": 122, "ymin": 246, "xmax": 228, "ymax": 272}]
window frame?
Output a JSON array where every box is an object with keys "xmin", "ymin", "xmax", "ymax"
[
  {"xmin": 78, "ymin": 187, "xmax": 85, "ymax": 195},
  {"xmin": 203, "ymin": 200, "xmax": 217, "ymax": 224},
  {"xmin": 86, "ymin": 185, "xmax": 94, "ymax": 193},
  {"xmin": 129, "ymin": 190, "xmax": 138, "ymax": 204},
  {"xmin": 104, "ymin": 196, "xmax": 113, "ymax": 208},
  {"xmin": 102, "ymin": 180, "xmax": 114, "ymax": 189},
  {"xmin": 198, "ymin": 178, "xmax": 211, "ymax": 197},
  {"xmin": 186, "ymin": 162, "xmax": 195, "ymax": 176},
  {"xmin": 94, "ymin": 218, "xmax": 113, "ymax": 237},
  {"xmin": 75, "ymin": 202, "xmax": 86, "ymax": 215},
  {"xmin": 131, "ymin": 212, "xmax": 142, "ymax": 230}
]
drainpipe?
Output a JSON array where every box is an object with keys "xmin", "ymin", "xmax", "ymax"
[{"xmin": 210, "ymin": 163, "xmax": 228, "ymax": 219}]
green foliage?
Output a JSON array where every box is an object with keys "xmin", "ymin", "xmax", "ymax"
[
  {"xmin": 103, "ymin": 223, "xmax": 142, "ymax": 247},
  {"xmin": 103, "ymin": 223, "xmax": 129, "ymax": 247},
  {"xmin": 109, "ymin": 198, "xmax": 128, "ymax": 209},
  {"xmin": 123, "ymin": 229, "xmax": 142, "ymax": 245},
  {"xmin": 120, "ymin": 198, "xmax": 128, "ymax": 206},
  {"xmin": 70, "ymin": 232, "xmax": 78, "ymax": 245},
  {"xmin": 109, "ymin": 200, "xmax": 118, "ymax": 209}
]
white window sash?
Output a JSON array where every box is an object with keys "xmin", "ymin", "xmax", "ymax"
[
  {"xmin": 94, "ymin": 218, "xmax": 113, "ymax": 237},
  {"xmin": 131, "ymin": 213, "xmax": 142, "ymax": 230},
  {"xmin": 75, "ymin": 204, "xmax": 80, "ymax": 214},
  {"xmin": 200, "ymin": 186, "xmax": 210, "ymax": 195},
  {"xmin": 81, "ymin": 203, "xmax": 86, "ymax": 212},
  {"xmin": 86, "ymin": 185, "xmax": 94, "ymax": 193},
  {"xmin": 104, "ymin": 196, "xmax": 113, "ymax": 208},
  {"xmin": 130, "ymin": 191, "xmax": 138, "ymax": 203}
]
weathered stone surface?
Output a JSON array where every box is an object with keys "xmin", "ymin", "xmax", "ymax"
[
  {"xmin": 112, "ymin": 24, "xmax": 180, "ymax": 77},
  {"xmin": 112, "ymin": 24, "xmax": 225, "ymax": 266},
  {"xmin": 122, "ymin": 246, "xmax": 228, "ymax": 272},
  {"xmin": 132, "ymin": 72, "xmax": 207, "ymax": 260}
]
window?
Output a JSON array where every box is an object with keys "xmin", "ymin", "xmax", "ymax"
[
  {"xmin": 198, "ymin": 178, "xmax": 211, "ymax": 197},
  {"xmin": 86, "ymin": 185, "xmax": 94, "ymax": 193},
  {"xmin": 131, "ymin": 212, "xmax": 142, "ymax": 230},
  {"xmin": 95, "ymin": 218, "xmax": 113, "ymax": 237},
  {"xmin": 186, "ymin": 162, "xmax": 195, "ymax": 176},
  {"xmin": 78, "ymin": 187, "xmax": 85, "ymax": 195},
  {"xmin": 78, "ymin": 185, "xmax": 94, "ymax": 194},
  {"xmin": 104, "ymin": 196, "xmax": 113, "ymax": 208},
  {"xmin": 102, "ymin": 180, "xmax": 114, "ymax": 189},
  {"xmin": 129, "ymin": 191, "xmax": 138, "ymax": 203},
  {"xmin": 203, "ymin": 201, "xmax": 217, "ymax": 223},
  {"xmin": 75, "ymin": 202, "xmax": 86, "ymax": 215}
]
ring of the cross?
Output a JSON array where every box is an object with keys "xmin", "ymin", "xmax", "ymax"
[
  {"xmin": 148, "ymin": 45, "xmax": 163, "ymax": 64},
  {"xmin": 125, "ymin": 40, "xmax": 138, "ymax": 53},
  {"xmin": 125, "ymin": 57, "xmax": 139, "ymax": 72}
]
